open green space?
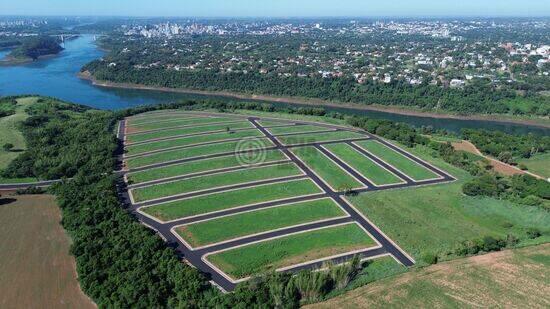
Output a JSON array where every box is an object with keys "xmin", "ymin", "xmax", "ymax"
[
  {"xmin": 126, "ymin": 138, "xmax": 274, "ymax": 169},
  {"xmin": 0, "ymin": 97, "xmax": 33, "ymax": 169},
  {"xmin": 518, "ymin": 153, "xmax": 550, "ymax": 179},
  {"xmin": 176, "ymin": 198, "xmax": 345, "ymax": 247},
  {"xmin": 126, "ymin": 121, "xmax": 254, "ymax": 144},
  {"xmin": 141, "ymin": 179, "xmax": 322, "ymax": 221},
  {"xmin": 129, "ymin": 117, "xmax": 237, "ymax": 131},
  {"xmin": 128, "ymin": 114, "xmax": 199, "ymax": 125},
  {"xmin": 132, "ymin": 162, "xmax": 302, "ymax": 202},
  {"xmin": 356, "ymin": 140, "xmax": 438, "ymax": 181},
  {"xmin": 207, "ymin": 223, "xmax": 376, "ymax": 279},
  {"xmin": 292, "ymin": 146, "xmax": 362, "ymax": 190},
  {"xmin": 347, "ymin": 144, "xmax": 550, "ymax": 260},
  {"xmin": 268, "ymin": 125, "xmax": 333, "ymax": 135},
  {"xmin": 126, "ymin": 129, "xmax": 263, "ymax": 156},
  {"xmin": 278, "ymin": 131, "xmax": 366, "ymax": 145},
  {"xmin": 324, "ymin": 143, "xmax": 403, "ymax": 185},
  {"xmin": 128, "ymin": 150, "xmax": 286, "ymax": 184}
]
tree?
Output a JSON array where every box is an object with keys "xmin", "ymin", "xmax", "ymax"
[{"xmin": 3, "ymin": 143, "xmax": 14, "ymax": 152}]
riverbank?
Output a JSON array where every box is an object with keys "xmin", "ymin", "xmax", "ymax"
[
  {"xmin": 0, "ymin": 53, "xmax": 61, "ymax": 66},
  {"xmin": 79, "ymin": 71, "xmax": 550, "ymax": 129}
]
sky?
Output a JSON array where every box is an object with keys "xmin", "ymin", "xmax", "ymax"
[{"xmin": 1, "ymin": 0, "xmax": 549, "ymax": 17}]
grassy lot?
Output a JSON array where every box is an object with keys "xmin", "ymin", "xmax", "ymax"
[
  {"xmin": 347, "ymin": 144, "xmax": 550, "ymax": 260},
  {"xmin": 176, "ymin": 198, "xmax": 346, "ymax": 247},
  {"xmin": 278, "ymin": 131, "xmax": 366, "ymax": 145},
  {"xmin": 258, "ymin": 120, "xmax": 295, "ymax": 127},
  {"xmin": 356, "ymin": 140, "xmax": 438, "ymax": 180},
  {"xmin": 268, "ymin": 125, "xmax": 333, "ymax": 135},
  {"xmin": 126, "ymin": 138, "xmax": 274, "ymax": 169},
  {"xmin": 142, "ymin": 179, "xmax": 322, "ymax": 221},
  {"xmin": 132, "ymin": 162, "xmax": 302, "ymax": 202},
  {"xmin": 126, "ymin": 129, "xmax": 263, "ymax": 156},
  {"xmin": 0, "ymin": 194, "xmax": 95, "ymax": 308},
  {"xmin": 127, "ymin": 121, "xmax": 254, "ymax": 144},
  {"xmin": 207, "ymin": 223, "xmax": 376, "ymax": 279},
  {"xmin": 518, "ymin": 153, "xmax": 550, "ymax": 179},
  {"xmin": 128, "ymin": 114, "xmax": 198, "ymax": 125},
  {"xmin": 325, "ymin": 143, "xmax": 403, "ymax": 185},
  {"xmin": 0, "ymin": 97, "xmax": 34, "ymax": 170},
  {"xmin": 292, "ymin": 146, "xmax": 362, "ymax": 190},
  {"xmin": 311, "ymin": 244, "xmax": 550, "ymax": 308},
  {"xmin": 129, "ymin": 117, "xmax": 236, "ymax": 132},
  {"xmin": 128, "ymin": 150, "xmax": 286, "ymax": 184}
]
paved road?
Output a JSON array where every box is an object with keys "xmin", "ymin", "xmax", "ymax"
[
  {"xmin": 0, "ymin": 179, "xmax": 62, "ymax": 191},
  {"xmin": 116, "ymin": 112, "xmax": 456, "ymax": 291}
]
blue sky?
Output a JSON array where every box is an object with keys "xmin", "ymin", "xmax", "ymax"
[{"xmin": 1, "ymin": 0, "xmax": 549, "ymax": 17}]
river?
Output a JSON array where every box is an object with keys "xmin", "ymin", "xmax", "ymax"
[{"xmin": 0, "ymin": 35, "xmax": 548, "ymax": 135}]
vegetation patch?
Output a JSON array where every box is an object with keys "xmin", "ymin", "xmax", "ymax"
[
  {"xmin": 325, "ymin": 143, "xmax": 403, "ymax": 185},
  {"xmin": 176, "ymin": 198, "xmax": 346, "ymax": 247},
  {"xmin": 142, "ymin": 179, "xmax": 322, "ymax": 221},
  {"xmin": 292, "ymin": 146, "xmax": 362, "ymax": 190},
  {"xmin": 357, "ymin": 140, "xmax": 438, "ymax": 180},
  {"xmin": 127, "ymin": 150, "xmax": 286, "ymax": 184},
  {"xmin": 207, "ymin": 223, "xmax": 376, "ymax": 279},
  {"xmin": 132, "ymin": 162, "xmax": 302, "ymax": 202},
  {"xmin": 126, "ymin": 129, "xmax": 263, "ymax": 155},
  {"xmin": 278, "ymin": 131, "xmax": 365, "ymax": 145},
  {"xmin": 126, "ymin": 138, "xmax": 274, "ymax": 169}
]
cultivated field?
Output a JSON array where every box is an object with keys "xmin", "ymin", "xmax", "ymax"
[
  {"xmin": 119, "ymin": 110, "xmax": 455, "ymax": 291},
  {"xmin": 0, "ymin": 194, "xmax": 95, "ymax": 308}
]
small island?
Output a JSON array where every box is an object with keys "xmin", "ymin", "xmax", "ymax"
[{"xmin": 1, "ymin": 36, "xmax": 64, "ymax": 65}]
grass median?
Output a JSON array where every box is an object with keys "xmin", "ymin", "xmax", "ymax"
[
  {"xmin": 324, "ymin": 143, "xmax": 403, "ymax": 185},
  {"xmin": 141, "ymin": 179, "xmax": 323, "ymax": 221},
  {"xmin": 176, "ymin": 198, "xmax": 346, "ymax": 247},
  {"xmin": 356, "ymin": 140, "xmax": 438, "ymax": 181},
  {"xmin": 126, "ymin": 138, "xmax": 274, "ymax": 169},
  {"xmin": 207, "ymin": 223, "xmax": 376, "ymax": 279},
  {"xmin": 132, "ymin": 162, "xmax": 303, "ymax": 202}
]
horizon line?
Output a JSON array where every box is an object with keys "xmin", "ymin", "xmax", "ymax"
[{"xmin": 1, "ymin": 14, "xmax": 550, "ymax": 19}]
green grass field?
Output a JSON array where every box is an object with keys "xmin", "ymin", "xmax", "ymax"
[
  {"xmin": 356, "ymin": 140, "xmax": 438, "ymax": 181},
  {"xmin": 258, "ymin": 120, "xmax": 295, "ymax": 127},
  {"xmin": 0, "ymin": 97, "xmax": 34, "ymax": 169},
  {"xmin": 132, "ymin": 163, "xmax": 302, "ymax": 202},
  {"xmin": 207, "ymin": 223, "xmax": 376, "ymax": 279},
  {"xmin": 142, "ymin": 179, "xmax": 322, "ymax": 221},
  {"xmin": 176, "ymin": 198, "xmax": 346, "ymax": 247},
  {"xmin": 324, "ymin": 143, "xmax": 403, "ymax": 185},
  {"xmin": 128, "ymin": 150, "xmax": 287, "ymax": 184},
  {"xmin": 292, "ymin": 146, "xmax": 363, "ymax": 190},
  {"xmin": 129, "ymin": 114, "xmax": 198, "ymax": 125},
  {"xmin": 347, "ymin": 144, "xmax": 550, "ymax": 260},
  {"xmin": 278, "ymin": 131, "xmax": 366, "ymax": 145},
  {"xmin": 518, "ymin": 153, "xmax": 550, "ymax": 179},
  {"xmin": 126, "ymin": 139, "xmax": 274, "ymax": 169},
  {"xmin": 129, "ymin": 117, "xmax": 237, "ymax": 131},
  {"xmin": 268, "ymin": 125, "xmax": 333, "ymax": 135},
  {"xmin": 126, "ymin": 129, "xmax": 263, "ymax": 156},
  {"xmin": 127, "ymin": 121, "xmax": 254, "ymax": 143}
]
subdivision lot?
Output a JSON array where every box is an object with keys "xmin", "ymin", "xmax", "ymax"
[
  {"xmin": 131, "ymin": 162, "xmax": 303, "ymax": 202},
  {"xmin": 125, "ymin": 138, "xmax": 274, "ymax": 169},
  {"xmin": 140, "ymin": 179, "xmax": 323, "ymax": 221},
  {"xmin": 277, "ymin": 130, "xmax": 366, "ymax": 145},
  {"xmin": 127, "ymin": 150, "xmax": 287, "ymax": 185},
  {"xmin": 175, "ymin": 198, "xmax": 346, "ymax": 248},
  {"xmin": 291, "ymin": 146, "xmax": 363, "ymax": 190},
  {"xmin": 126, "ymin": 121, "xmax": 255, "ymax": 144},
  {"xmin": 356, "ymin": 140, "xmax": 439, "ymax": 181},
  {"xmin": 0, "ymin": 195, "xmax": 94, "ymax": 308},
  {"xmin": 258, "ymin": 120, "xmax": 295, "ymax": 127},
  {"xmin": 128, "ymin": 114, "xmax": 199, "ymax": 125},
  {"xmin": 205, "ymin": 223, "xmax": 377, "ymax": 280},
  {"xmin": 268, "ymin": 124, "xmax": 334, "ymax": 135},
  {"xmin": 324, "ymin": 143, "xmax": 403, "ymax": 186},
  {"xmin": 129, "ymin": 116, "xmax": 238, "ymax": 132},
  {"xmin": 126, "ymin": 129, "xmax": 264, "ymax": 156}
]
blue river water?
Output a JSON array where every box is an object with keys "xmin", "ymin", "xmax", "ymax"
[{"xmin": 0, "ymin": 35, "xmax": 548, "ymax": 135}]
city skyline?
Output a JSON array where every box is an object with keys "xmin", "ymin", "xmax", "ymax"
[{"xmin": 1, "ymin": 0, "xmax": 550, "ymax": 17}]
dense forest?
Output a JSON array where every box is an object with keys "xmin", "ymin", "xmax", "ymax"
[{"xmin": 9, "ymin": 36, "xmax": 63, "ymax": 60}]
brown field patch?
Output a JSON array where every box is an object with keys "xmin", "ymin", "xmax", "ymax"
[{"xmin": 0, "ymin": 194, "xmax": 95, "ymax": 308}]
